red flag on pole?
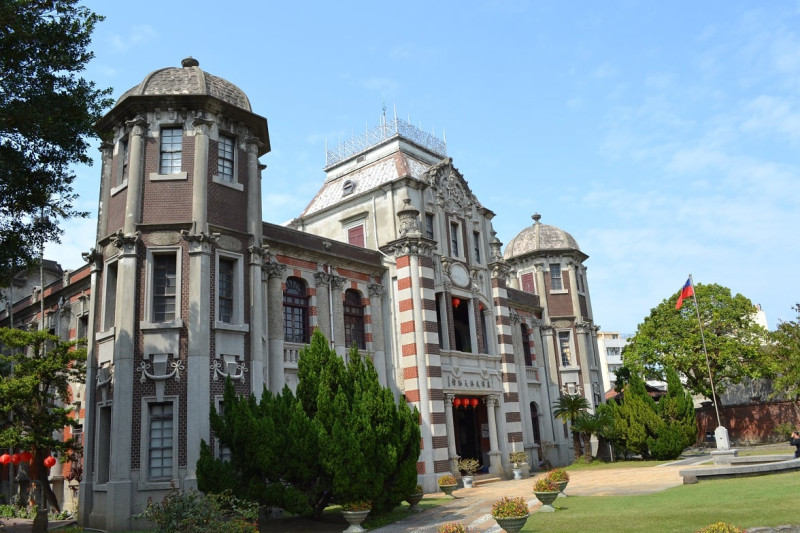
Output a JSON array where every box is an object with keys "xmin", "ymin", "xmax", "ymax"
[{"xmin": 676, "ymin": 278, "xmax": 694, "ymax": 309}]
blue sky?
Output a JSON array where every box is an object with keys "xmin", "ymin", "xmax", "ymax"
[{"xmin": 54, "ymin": 1, "xmax": 800, "ymax": 334}]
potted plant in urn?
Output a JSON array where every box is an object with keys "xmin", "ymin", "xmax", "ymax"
[
  {"xmin": 546, "ymin": 467, "xmax": 569, "ymax": 497},
  {"xmin": 341, "ymin": 500, "xmax": 371, "ymax": 533},
  {"xmin": 406, "ymin": 484, "xmax": 424, "ymax": 511},
  {"xmin": 438, "ymin": 474, "xmax": 458, "ymax": 497},
  {"xmin": 532, "ymin": 478, "xmax": 560, "ymax": 512},
  {"xmin": 457, "ymin": 458, "xmax": 480, "ymax": 488},
  {"xmin": 509, "ymin": 451, "xmax": 527, "ymax": 479},
  {"xmin": 490, "ymin": 496, "xmax": 530, "ymax": 533},
  {"xmin": 438, "ymin": 522, "xmax": 468, "ymax": 533}
]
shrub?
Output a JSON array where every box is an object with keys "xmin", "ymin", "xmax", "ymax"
[
  {"xmin": 509, "ymin": 451, "xmax": 527, "ymax": 466},
  {"xmin": 438, "ymin": 522, "xmax": 468, "ymax": 533},
  {"xmin": 438, "ymin": 474, "xmax": 456, "ymax": 486},
  {"xmin": 695, "ymin": 522, "xmax": 743, "ymax": 533},
  {"xmin": 490, "ymin": 496, "xmax": 528, "ymax": 518},
  {"xmin": 546, "ymin": 468, "xmax": 569, "ymax": 482},
  {"xmin": 457, "ymin": 458, "xmax": 480, "ymax": 476},
  {"xmin": 774, "ymin": 422, "xmax": 795, "ymax": 439},
  {"xmin": 532, "ymin": 478, "xmax": 559, "ymax": 492},
  {"xmin": 133, "ymin": 487, "xmax": 258, "ymax": 533}
]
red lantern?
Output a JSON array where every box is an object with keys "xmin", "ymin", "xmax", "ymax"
[
  {"xmin": 43, "ymin": 456, "xmax": 56, "ymax": 468},
  {"xmin": 19, "ymin": 451, "xmax": 32, "ymax": 463},
  {"xmin": 10, "ymin": 454, "xmax": 20, "ymax": 464},
  {"xmin": 453, "ymin": 398, "xmax": 462, "ymax": 408},
  {"xmin": 470, "ymin": 398, "xmax": 479, "ymax": 408},
  {"xmin": 452, "ymin": 297, "xmax": 461, "ymax": 308},
  {"xmin": 0, "ymin": 454, "xmax": 10, "ymax": 465}
]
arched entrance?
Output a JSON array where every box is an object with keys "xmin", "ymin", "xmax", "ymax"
[{"xmin": 452, "ymin": 397, "xmax": 489, "ymax": 471}]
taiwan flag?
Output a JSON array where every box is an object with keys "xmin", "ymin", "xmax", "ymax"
[{"xmin": 675, "ymin": 278, "xmax": 694, "ymax": 310}]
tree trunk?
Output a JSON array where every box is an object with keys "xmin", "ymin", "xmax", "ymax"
[{"xmin": 571, "ymin": 430, "xmax": 582, "ymax": 462}]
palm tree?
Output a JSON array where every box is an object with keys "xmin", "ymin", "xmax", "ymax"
[
  {"xmin": 572, "ymin": 410, "xmax": 614, "ymax": 463},
  {"xmin": 552, "ymin": 394, "xmax": 590, "ymax": 462}
]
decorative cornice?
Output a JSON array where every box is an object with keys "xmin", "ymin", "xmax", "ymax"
[{"xmin": 368, "ymin": 283, "xmax": 385, "ymax": 297}]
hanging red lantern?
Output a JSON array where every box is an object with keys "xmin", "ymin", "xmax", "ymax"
[
  {"xmin": 470, "ymin": 398, "xmax": 479, "ymax": 408},
  {"xmin": 43, "ymin": 456, "xmax": 56, "ymax": 468},
  {"xmin": 19, "ymin": 451, "xmax": 32, "ymax": 463},
  {"xmin": 0, "ymin": 454, "xmax": 10, "ymax": 465},
  {"xmin": 453, "ymin": 397, "xmax": 462, "ymax": 408},
  {"xmin": 452, "ymin": 297, "xmax": 461, "ymax": 308},
  {"xmin": 10, "ymin": 454, "xmax": 20, "ymax": 464}
]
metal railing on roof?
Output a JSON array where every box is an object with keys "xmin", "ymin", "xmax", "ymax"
[{"xmin": 325, "ymin": 117, "xmax": 447, "ymax": 167}]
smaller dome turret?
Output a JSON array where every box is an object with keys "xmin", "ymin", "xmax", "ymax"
[{"xmin": 503, "ymin": 213, "xmax": 581, "ymax": 260}]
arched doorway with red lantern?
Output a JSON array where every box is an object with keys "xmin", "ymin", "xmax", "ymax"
[{"xmin": 452, "ymin": 396, "xmax": 489, "ymax": 472}]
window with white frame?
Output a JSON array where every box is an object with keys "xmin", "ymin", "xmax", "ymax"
[
  {"xmin": 425, "ymin": 213, "xmax": 435, "ymax": 240},
  {"xmin": 153, "ymin": 254, "xmax": 177, "ymax": 322},
  {"xmin": 216, "ymin": 251, "xmax": 245, "ymax": 327},
  {"xmin": 449, "ymin": 221, "xmax": 462, "ymax": 257},
  {"xmin": 102, "ymin": 260, "xmax": 118, "ymax": 331},
  {"xmin": 558, "ymin": 331, "xmax": 572, "ymax": 366},
  {"xmin": 576, "ymin": 269, "xmax": 585, "ymax": 292},
  {"xmin": 550, "ymin": 263, "xmax": 563, "ymax": 291},
  {"xmin": 159, "ymin": 127, "xmax": 183, "ymax": 175},
  {"xmin": 147, "ymin": 401, "xmax": 174, "ymax": 480},
  {"xmin": 343, "ymin": 289, "xmax": 365, "ymax": 349},
  {"xmin": 116, "ymin": 137, "xmax": 129, "ymax": 187},
  {"xmin": 217, "ymin": 134, "xmax": 235, "ymax": 183}
]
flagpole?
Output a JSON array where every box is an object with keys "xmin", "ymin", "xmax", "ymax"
[{"xmin": 687, "ymin": 274, "xmax": 722, "ymax": 429}]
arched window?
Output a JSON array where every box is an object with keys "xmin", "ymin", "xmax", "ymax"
[
  {"xmin": 343, "ymin": 289, "xmax": 365, "ymax": 349},
  {"xmin": 283, "ymin": 277, "xmax": 309, "ymax": 343},
  {"xmin": 521, "ymin": 323, "xmax": 532, "ymax": 366}
]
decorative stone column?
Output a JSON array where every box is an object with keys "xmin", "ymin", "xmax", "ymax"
[
  {"xmin": 330, "ymin": 274, "xmax": 346, "ymax": 355},
  {"xmin": 248, "ymin": 245, "xmax": 268, "ymax": 394},
  {"xmin": 313, "ymin": 270, "xmax": 332, "ymax": 343},
  {"xmin": 485, "ymin": 395, "xmax": 502, "ymax": 475},
  {"xmin": 97, "ymin": 142, "xmax": 113, "ymax": 241},
  {"xmin": 191, "ymin": 116, "xmax": 213, "ymax": 233},
  {"xmin": 444, "ymin": 394, "xmax": 459, "ymax": 474},
  {"xmin": 123, "ymin": 116, "xmax": 147, "ymax": 235},
  {"xmin": 367, "ymin": 283, "xmax": 387, "ymax": 385},
  {"xmin": 264, "ymin": 260, "xmax": 286, "ymax": 393}
]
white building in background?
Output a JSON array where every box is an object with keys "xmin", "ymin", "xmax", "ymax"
[{"xmin": 596, "ymin": 331, "xmax": 630, "ymax": 394}]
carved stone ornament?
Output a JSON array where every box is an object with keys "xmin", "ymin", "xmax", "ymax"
[
  {"xmin": 425, "ymin": 159, "xmax": 475, "ymax": 216},
  {"xmin": 397, "ymin": 197, "xmax": 421, "ymax": 237},
  {"xmin": 138, "ymin": 354, "xmax": 185, "ymax": 384},
  {"xmin": 180, "ymin": 230, "xmax": 220, "ymax": 245},
  {"xmin": 212, "ymin": 355, "xmax": 248, "ymax": 382},
  {"xmin": 449, "ymin": 262, "xmax": 471, "ymax": 288},
  {"xmin": 262, "ymin": 259, "xmax": 286, "ymax": 278},
  {"xmin": 368, "ymin": 283, "xmax": 385, "ymax": 297},
  {"xmin": 111, "ymin": 229, "xmax": 140, "ymax": 250},
  {"xmin": 553, "ymin": 319, "xmax": 571, "ymax": 329},
  {"xmin": 149, "ymin": 231, "xmax": 182, "ymax": 246}
]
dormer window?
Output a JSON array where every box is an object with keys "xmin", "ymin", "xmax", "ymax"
[{"xmin": 342, "ymin": 180, "xmax": 356, "ymax": 196}]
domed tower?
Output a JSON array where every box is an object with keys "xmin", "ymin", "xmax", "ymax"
[
  {"xmin": 81, "ymin": 58, "xmax": 269, "ymax": 531},
  {"xmin": 504, "ymin": 214, "xmax": 603, "ymax": 412}
]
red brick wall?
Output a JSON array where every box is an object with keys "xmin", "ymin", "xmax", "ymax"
[{"xmin": 696, "ymin": 401, "xmax": 800, "ymax": 445}]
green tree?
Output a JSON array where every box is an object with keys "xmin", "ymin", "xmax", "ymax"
[
  {"xmin": 0, "ymin": 328, "xmax": 87, "ymax": 512},
  {"xmin": 198, "ymin": 330, "xmax": 420, "ymax": 517},
  {"xmin": 0, "ymin": 0, "xmax": 113, "ymax": 287},
  {"xmin": 762, "ymin": 304, "xmax": 800, "ymax": 400},
  {"xmin": 646, "ymin": 367, "xmax": 697, "ymax": 460},
  {"xmin": 572, "ymin": 410, "xmax": 614, "ymax": 463},
  {"xmin": 623, "ymin": 283, "xmax": 766, "ymax": 403},
  {"xmin": 552, "ymin": 394, "xmax": 590, "ymax": 462},
  {"xmin": 605, "ymin": 372, "xmax": 661, "ymax": 458}
]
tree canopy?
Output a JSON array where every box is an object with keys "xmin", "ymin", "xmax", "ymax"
[
  {"xmin": 0, "ymin": 327, "xmax": 87, "ymax": 510},
  {"xmin": 622, "ymin": 282, "xmax": 767, "ymax": 402},
  {"xmin": 0, "ymin": 0, "xmax": 112, "ymax": 287},
  {"xmin": 762, "ymin": 304, "xmax": 800, "ymax": 400},
  {"xmin": 552, "ymin": 393, "xmax": 590, "ymax": 461}
]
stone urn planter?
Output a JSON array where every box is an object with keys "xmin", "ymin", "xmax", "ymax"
[
  {"xmin": 555, "ymin": 479, "xmax": 569, "ymax": 497},
  {"xmin": 491, "ymin": 496, "xmax": 530, "ymax": 533},
  {"xmin": 532, "ymin": 477, "xmax": 560, "ymax": 512},
  {"xmin": 405, "ymin": 487, "xmax": 424, "ymax": 511},
  {"xmin": 440, "ymin": 483, "xmax": 457, "ymax": 497},
  {"xmin": 341, "ymin": 509, "xmax": 370, "ymax": 533},
  {"xmin": 438, "ymin": 474, "xmax": 458, "ymax": 498},
  {"xmin": 494, "ymin": 514, "xmax": 530, "ymax": 533},
  {"xmin": 546, "ymin": 467, "xmax": 570, "ymax": 498}
]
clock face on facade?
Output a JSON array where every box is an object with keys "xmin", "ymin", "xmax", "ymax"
[{"xmin": 450, "ymin": 263, "xmax": 470, "ymax": 288}]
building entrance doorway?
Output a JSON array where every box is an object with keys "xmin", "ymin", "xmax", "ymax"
[{"xmin": 452, "ymin": 397, "xmax": 488, "ymax": 470}]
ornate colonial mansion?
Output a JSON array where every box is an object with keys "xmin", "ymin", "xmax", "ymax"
[{"xmin": 0, "ymin": 58, "xmax": 604, "ymax": 531}]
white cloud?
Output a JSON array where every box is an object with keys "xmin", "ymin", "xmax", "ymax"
[{"xmin": 109, "ymin": 25, "xmax": 157, "ymax": 52}]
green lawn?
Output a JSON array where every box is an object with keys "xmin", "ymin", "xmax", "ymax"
[{"xmin": 522, "ymin": 470, "xmax": 800, "ymax": 532}]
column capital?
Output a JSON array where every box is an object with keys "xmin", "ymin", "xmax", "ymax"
[
  {"xmin": 111, "ymin": 229, "xmax": 140, "ymax": 255},
  {"xmin": 181, "ymin": 230, "xmax": 219, "ymax": 255},
  {"xmin": 82, "ymin": 248, "xmax": 103, "ymax": 271},
  {"xmin": 192, "ymin": 115, "xmax": 215, "ymax": 135},
  {"xmin": 368, "ymin": 283, "xmax": 385, "ymax": 297},
  {"xmin": 125, "ymin": 115, "xmax": 149, "ymax": 137},
  {"xmin": 263, "ymin": 260, "xmax": 286, "ymax": 279}
]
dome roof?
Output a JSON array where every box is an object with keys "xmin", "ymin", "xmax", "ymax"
[
  {"xmin": 503, "ymin": 213, "xmax": 581, "ymax": 260},
  {"xmin": 117, "ymin": 57, "xmax": 251, "ymax": 111}
]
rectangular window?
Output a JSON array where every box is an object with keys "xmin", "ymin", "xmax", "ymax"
[
  {"xmin": 521, "ymin": 272, "xmax": 535, "ymax": 293},
  {"xmin": 218, "ymin": 134, "xmax": 235, "ymax": 182},
  {"xmin": 103, "ymin": 261, "xmax": 118, "ymax": 330},
  {"xmin": 425, "ymin": 214, "xmax": 435, "ymax": 240},
  {"xmin": 96, "ymin": 405, "xmax": 111, "ymax": 484},
  {"xmin": 450, "ymin": 222, "xmax": 460, "ymax": 256},
  {"xmin": 218, "ymin": 258, "xmax": 235, "ymax": 323},
  {"xmin": 159, "ymin": 127, "xmax": 183, "ymax": 175},
  {"xmin": 148, "ymin": 402, "xmax": 174, "ymax": 480},
  {"xmin": 153, "ymin": 254, "xmax": 177, "ymax": 322},
  {"xmin": 119, "ymin": 138, "xmax": 129, "ymax": 186},
  {"xmin": 558, "ymin": 331, "xmax": 572, "ymax": 366},
  {"xmin": 473, "ymin": 231, "xmax": 481, "ymax": 263},
  {"xmin": 347, "ymin": 225, "xmax": 365, "ymax": 248},
  {"xmin": 550, "ymin": 264, "xmax": 563, "ymax": 291},
  {"xmin": 576, "ymin": 270, "xmax": 584, "ymax": 292}
]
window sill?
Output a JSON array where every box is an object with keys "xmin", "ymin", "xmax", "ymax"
[
  {"xmin": 138, "ymin": 480, "xmax": 174, "ymax": 491},
  {"xmin": 214, "ymin": 322, "xmax": 249, "ymax": 333},
  {"xmin": 559, "ymin": 365, "xmax": 580, "ymax": 371},
  {"xmin": 97, "ymin": 328, "xmax": 115, "ymax": 342},
  {"xmin": 110, "ymin": 181, "xmax": 128, "ymax": 196},
  {"xmin": 140, "ymin": 320, "xmax": 183, "ymax": 331},
  {"xmin": 549, "ymin": 289, "xmax": 568, "ymax": 295},
  {"xmin": 149, "ymin": 171, "xmax": 187, "ymax": 181},
  {"xmin": 212, "ymin": 175, "xmax": 244, "ymax": 191}
]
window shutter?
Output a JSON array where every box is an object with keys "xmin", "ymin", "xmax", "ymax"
[
  {"xmin": 348, "ymin": 225, "xmax": 365, "ymax": 247},
  {"xmin": 521, "ymin": 273, "xmax": 534, "ymax": 293}
]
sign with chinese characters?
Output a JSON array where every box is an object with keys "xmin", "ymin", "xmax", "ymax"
[{"xmin": 447, "ymin": 376, "xmax": 491, "ymax": 389}]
